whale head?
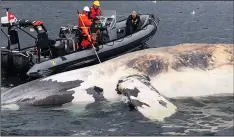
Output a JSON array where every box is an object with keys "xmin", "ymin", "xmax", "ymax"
[{"xmin": 116, "ymin": 74, "xmax": 177, "ymax": 121}]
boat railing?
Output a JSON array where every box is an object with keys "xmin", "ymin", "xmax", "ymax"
[{"xmin": 1, "ymin": 19, "xmax": 49, "ymax": 51}]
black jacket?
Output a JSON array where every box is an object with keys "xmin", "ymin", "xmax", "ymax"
[
  {"xmin": 126, "ymin": 14, "xmax": 141, "ymax": 28},
  {"xmin": 90, "ymin": 22, "xmax": 98, "ymax": 33}
]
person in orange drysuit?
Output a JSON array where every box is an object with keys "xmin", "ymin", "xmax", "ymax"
[
  {"xmin": 80, "ymin": 33, "xmax": 98, "ymax": 50},
  {"xmin": 89, "ymin": 1, "xmax": 101, "ymax": 20},
  {"xmin": 78, "ymin": 6, "xmax": 94, "ymax": 50},
  {"xmin": 78, "ymin": 6, "xmax": 92, "ymax": 35}
]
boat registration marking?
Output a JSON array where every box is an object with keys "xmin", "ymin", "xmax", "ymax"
[{"xmin": 52, "ymin": 60, "xmax": 56, "ymax": 65}]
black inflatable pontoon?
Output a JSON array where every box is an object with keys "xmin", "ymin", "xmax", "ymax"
[{"xmin": 1, "ymin": 9, "xmax": 159, "ymax": 78}]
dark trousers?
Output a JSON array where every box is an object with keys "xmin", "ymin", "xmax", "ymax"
[{"xmin": 125, "ymin": 25, "xmax": 137, "ymax": 35}]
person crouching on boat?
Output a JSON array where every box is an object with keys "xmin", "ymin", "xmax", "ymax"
[
  {"xmin": 79, "ymin": 6, "xmax": 92, "ymax": 34},
  {"xmin": 90, "ymin": 18, "xmax": 102, "ymax": 46},
  {"xmin": 125, "ymin": 11, "xmax": 141, "ymax": 35},
  {"xmin": 78, "ymin": 6, "xmax": 93, "ymax": 50},
  {"xmin": 89, "ymin": 0, "xmax": 101, "ymax": 20}
]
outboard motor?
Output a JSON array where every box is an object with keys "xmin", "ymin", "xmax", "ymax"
[
  {"xmin": 59, "ymin": 27, "xmax": 70, "ymax": 38},
  {"xmin": 1, "ymin": 30, "xmax": 30, "ymax": 76},
  {"xmin": 58, "ymin": 26, "xmax": 80, "ymax": 53},
  {"xmin": 71, "ymin": 26, "xmax": 80, "ymax": 49},
  {"xmin": 71, "ymin": 26, "xmax": 80, "ymax": 37},
  {"xmin": 59, "ymin": 26, "xmax": 80, "ymax": 38},
  {"xmin": 1, "ymin": 9, "xmax": 33, "ymax": 77}
]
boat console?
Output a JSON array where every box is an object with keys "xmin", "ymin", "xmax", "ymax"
[
  {"xmin": 99, "ymin": 15, "xmax": 116, "ymax": 30},
  {"xmin": 98, "ymin": 10, "xmax": 117, "ymax": 30},
  {"xmin": 95, "ymin": 10, "xmax": 117, "ymax": 43}
]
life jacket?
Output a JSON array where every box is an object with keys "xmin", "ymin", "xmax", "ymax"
[
  {"xmin": 80, "ymin": 32, "xmax": 98, "ymax": 49},
  {"xmin": 89, "ymin": 5, "xmax": 101, "ymax": 19},
  {"xmin": 78, "ymin": 11, "xmax": 92, "ymax": 35},
  {"xmin": 81, "ymin": 35, "xmax": 97, "ymax": 49},
  {"xmin": 81, "ymin": 38, "xmax": 90, "ymax": 49}
]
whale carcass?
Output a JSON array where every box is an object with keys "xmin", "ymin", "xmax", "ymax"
[{"xmin": 1, "ymin": 43, "xmax": 233, "ymax": 121}]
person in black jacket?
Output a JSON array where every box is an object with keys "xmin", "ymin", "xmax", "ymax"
[
  {"xmin": 89, "ymin": 18, "xmax": 102, "ymax": 51},
  {"xmin": 90, "ymin": 18, "xmax": 101, "ymax": 34},
  {"xmin": 125, "ymin": 11, "xmax": 141, "ymax": 35}
]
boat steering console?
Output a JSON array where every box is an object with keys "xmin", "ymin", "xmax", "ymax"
[{"xmin": 98, "ymin": 14, "xmax": 116, "ymax": 30}]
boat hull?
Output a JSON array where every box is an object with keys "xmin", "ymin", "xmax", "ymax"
[{"xmin": 27, "ymin": 23, "xmax": 157, "ymax": 78}]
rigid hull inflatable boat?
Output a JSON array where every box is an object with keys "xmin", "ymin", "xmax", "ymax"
[{"xmin": 1, "ymin": 10, "xmax": 159, "ymax": 78}]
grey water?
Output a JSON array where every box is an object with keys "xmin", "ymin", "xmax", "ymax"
[
  {"xmin": 1, "ymin": 1, "xmax": 234, "ymax": 136},
  {"xmin": 1, "ymin": 96, "xmax": 233, "ymax": 136}
]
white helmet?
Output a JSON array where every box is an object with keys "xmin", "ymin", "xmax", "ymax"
[{"xmin": 83, "ymin": 6, "xmax": 90, "ymax": 12}]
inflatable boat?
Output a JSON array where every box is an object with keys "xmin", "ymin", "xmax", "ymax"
[{"xmin": 1, "ymin": 9, "xmax": 159, "ymax": 78}]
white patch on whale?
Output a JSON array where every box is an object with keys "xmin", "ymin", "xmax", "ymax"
[
  {"xmin": 41, "ymin": 62, "xmax": 233, "ymax": 106},
  {"xmin": 68, "ymin": 87, "xmax": 95, "ymax": 104},
  {"xmin": 151, "ymin": 66, "xmax": 233, "ymax": 98},
  {"xmin": 116, "ymin": 75, "xmax": 177, "ymax": 121},
  {"xmin": 42, "ymin": 65, "xmax": 136, "ymax": 104},
  {"xmin": 42, "ymin": 69, "xmax": 92, "ymax": 82}
]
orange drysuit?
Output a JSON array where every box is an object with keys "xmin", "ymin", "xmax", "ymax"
[
  {"xmin": 89, "ymin": 5, "xmax": 101, "ymax": 19},
  {"xmin": 78, "ymin": 11, "xmax": 92, "ymax": 36}
]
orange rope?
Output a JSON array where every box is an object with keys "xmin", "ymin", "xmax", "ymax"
[
  {"xmin": 78, "ymin": 13, "xmax": 93, "ymax": 44},
  {"xmin": 78, "ymin": 12, "xmax": 101, "ymax": 63}
]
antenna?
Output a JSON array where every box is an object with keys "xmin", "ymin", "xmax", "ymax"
[{"xmin": 3, "ymin": 7, "xmax": 10, "ymax": 12}]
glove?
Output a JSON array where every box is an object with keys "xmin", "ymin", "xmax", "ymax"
[{"xmin": 94, "ymin": 44, "xmax": 99, "ymax": 51}]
